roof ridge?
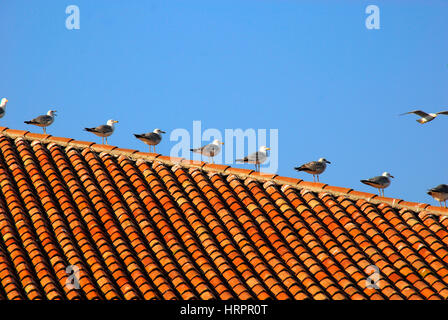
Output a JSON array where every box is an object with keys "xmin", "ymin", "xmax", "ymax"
[{"xmin": 1, "ymin": 126, "xmax": 447, "ymax": 217}]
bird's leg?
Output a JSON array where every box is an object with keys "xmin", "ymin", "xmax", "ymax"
[
  {"xmin": 102, "ymin": 137, "xmax": 104, "ymax": 144},
  {"xmin": 317, "ymin": 175, "xmax": 320, "ymax": 182},
  {"xmin": 43, "ymin": 127, "xmax": 46, "ymax": 134}
]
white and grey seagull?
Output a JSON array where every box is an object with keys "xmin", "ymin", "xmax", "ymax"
[
  {"xmin": 190, "ymin": 139, "xmax": 224, "ymax": 163},
  {"xmin": 0, "ymin": 98, "xmax": 8, "ymax": 119},
  {"xmin": 361, "ymin": 172, "xmax": 394, "ymax": 196},
  {"xmin": 294, "ymin": 158, "xmax": 331, "ymax": 182},
  {"xmin": 236, "ymin": 146, "xmax": 270, "ymax": 172},
  {"xmin": 84, "ymin": 119, "xmax": 118, "ymax": 145},
  {"xmin": 427, "ymin": 184, "xmax": 448, "ymax": 208},
  {"xmin": 24, "ymin": 109, "xmax": 56, "ymax": 134},
  {"xmin": 134, "ymin": 128, "xmax": 166, "ymax": 153},
  {"xmin": 400, "ymin": 110, "xmax": 448, "ymax": 124}
]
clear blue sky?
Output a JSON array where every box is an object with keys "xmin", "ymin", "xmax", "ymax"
[{"xmin": 1, "ymin": 0, "xmax": 448, "ymax": 204}]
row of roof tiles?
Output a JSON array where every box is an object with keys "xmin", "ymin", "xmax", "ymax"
[{"xmin": 0, "ymin": 126, "xmax": 446, "ymax": 217}]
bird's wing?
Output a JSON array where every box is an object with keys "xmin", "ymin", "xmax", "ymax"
[
  {"xmin": 400, "ymin": 110, "xmax": 429, "ymax": 117},
  {"xmin": 299, "ymin": 161, "xmax": 320, "ymax": 171},
  {"xmin": 140, "ymin": 132, "xmax": 160, "ymax": 140},
  {"xmin": 192, "ymin": 144, "xmax": 208, "ymax": 152},
  {"xmin": 91, "ymin": 125, "xmax": 112, "ymax": 134},
  {"xmin": 436, "ymin": 111, "xmax": 448, "ymax": 116},
  {"xmin": 429, "ymin": 184, "xmax": 448, "ymax": 193},
  {"xmin": 32, "ymin": 115, "xmax": 52, "ymax": 124},
  {"xmin": 366, "ymin": 176, "xmax": 389, "ymax": 185},
  {"xmin": 244, "ymin": 151, "xmax": 264, "ymax": 161}
]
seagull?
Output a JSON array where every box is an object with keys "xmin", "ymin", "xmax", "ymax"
[
  {"xmin": 24, "ymin": 110, "xmax": 56, "ymax": 134},
  {"xmin": 236, "ymin": 146, "xmax": 270, "ymax": 172},
  {"xmin": 0, "ymin": 98, "xmax": 8, "ymax": 119},
  {"xmin": 427, "ymin": 184, "xmax": 448, "ymax": 208},
  {"xmin": 294, "ymin": 158, "xmax": 331, "ymax": 182},
  {"xmin": 361, "ymin": 172, "xmax": 394, "ymax": 196},
  {"xmin": 190, "ymin": 139, "xmax": 224, "ymax": 164},
  {"xmin": 134, "ymin": 128, "xmax": 166, "ymax": 153},
  {"xmin": 400, "ymin": 110, "xmax": 448, "ymax": 124},
  {"xmin": 84, "ymin": 119, "xmax": 118, "ymax": 145}
]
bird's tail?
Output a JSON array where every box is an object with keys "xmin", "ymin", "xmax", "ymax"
[
  {"xmin": 235, "ymin": 159, "xmax": 244, "ymax": 162},
  {"xmin": 84, "ymin": 128, "xmax": 95, "ymax": 132},
  {"xmin": 134, "ymin": 134, "xmax": 143, "ymax": 139},
  {"xmin": 360, "ymin": 180, "xmax": 369, "ymax": 184},
  {"xmin": 24, "ymin": 121, "xmax": 33, "ymax": 125},
  {"xmin": 294, "ymin": 166, "xmax": 304, "ymax": 171}
]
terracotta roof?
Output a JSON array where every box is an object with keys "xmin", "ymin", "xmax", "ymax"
[{"xmin": 0, "ymin": 127, "xmax": 447, "ymax": 300}]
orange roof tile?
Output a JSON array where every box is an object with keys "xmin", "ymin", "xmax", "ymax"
[{"xmin": 0, "ymin": 129, "xmax": 447, "ymax": 300}]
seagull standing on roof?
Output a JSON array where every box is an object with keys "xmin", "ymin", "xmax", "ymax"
[
  {"xmin": 236, "ymin": 146, "xmax": 270, "ymax": 172},
  {"xmin": 190, "ymin": 139, "xmax": 224, "ymax": 164},
  {"xmin": 0, "ymin": 98, "xmax": 8, "ymax": 119},
  {"xmin": 134, "ymin": 128, "xmax": 166, "ymax": 153},
  {"xmin": 24, "ymin": 109, "xmax": 56, "ymax": 134},
  {"xmin": 400, "ymin": 110, "xmax": 448, "ymax": 124},
  {"xmin": 361, "ymin": 172, "xmax": 394, "ymax": 196},
  {"xmin": 427, "ymin": 184, "xmax": 448, "ymax": 208},
  {"xmin": 294, "ymin": 158, "xmax": 331, "ymax": 182},
  {"xmin": 84, "ymin": 119, "xmax": 118, "ymax": 145}
]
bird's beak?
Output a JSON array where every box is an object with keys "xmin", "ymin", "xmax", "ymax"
[
  {"xmin": 266, "ymin": 148, "xmax": 271, "ymax": 150},
  {"xmin": 326, "ymin": 160, "xmax": 331, "ymax": 164},
  {"xmin": 5, "ymin": 99, "xmax": 8, "ymax": 103},
  {"xmin": 114, "ymin": 120, "xmax": 119, "ymax": 123},
  {"xmin": 220, "ymin": 142, "xmax": 224, "ymax": 145},
  {"xmin": 161, "ymin": 130, "xmax": 166, "ymax": 134},
  {"xmin": 390, "ymin": 175, "xmax": 394, "ymax": 178}
]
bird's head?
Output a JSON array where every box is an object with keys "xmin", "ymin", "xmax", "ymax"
[
  {"xmin": 48, "ymin": 110, "xmax": 57, "ymax": 116},
  {"xmin": 107, "ymin": 119, "xmax": 119, "ymax": 126},
  {"xmin": 318, "ymin": 158, "xmax": 331, "ymax": 164},
  {"xmin": 382, "ymin": 172, "xmax": 394, "ymax": 178},
  {"xmin": 260, "ymin": 146, "xmax": 271, "ymax": 152},
  {"xmin": 154, "ymin": 128, "xmax": 166, "ymax": 134},
  {"xmin": 212, "ymin": 139, "xmax": 224, "ymax": 145},
  {"xmin": 1, "ymin": 98, "xmax": 8, "ymax": 105}
]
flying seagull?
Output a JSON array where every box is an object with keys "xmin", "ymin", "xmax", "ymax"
[
  {"xmin": 190, "ymin": 139, "xmax": 224, "ymax": 163},
  {"xmin": 294, "ymin": 158, "xmax": 331, "ymax": 182},
  {"xmin": 400, "ymin": 110, "xmax": 448, "ymax": 124},
  {"xmin": 361, "ymin": 172, "xmax": 394, "ymax": 196},
  {"xmin": 0, "ymin": 98, "xmax": 8, "ymax": 119},
  {"xmin": 236, "ymin": 146, "xmax": 270, "ymax": 172},
  {"xmin": 24, "ymin": 109, "xmax": 56, "ymax": 134},
  {"xmin": 84, "ymin": 119, "xmax": 118, "ymax": 145},
  {"xmin": 427, "ymin": 184, "xmax": 448, "ymax": 208},
  {"xmin": 134, "ymin": 128, "xmax": 166, "ymax": 153}
]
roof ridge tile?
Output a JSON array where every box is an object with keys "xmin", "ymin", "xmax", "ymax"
[{"xmin": 0, "ymin": 129, "xmax": 446, "ymax": 216}]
